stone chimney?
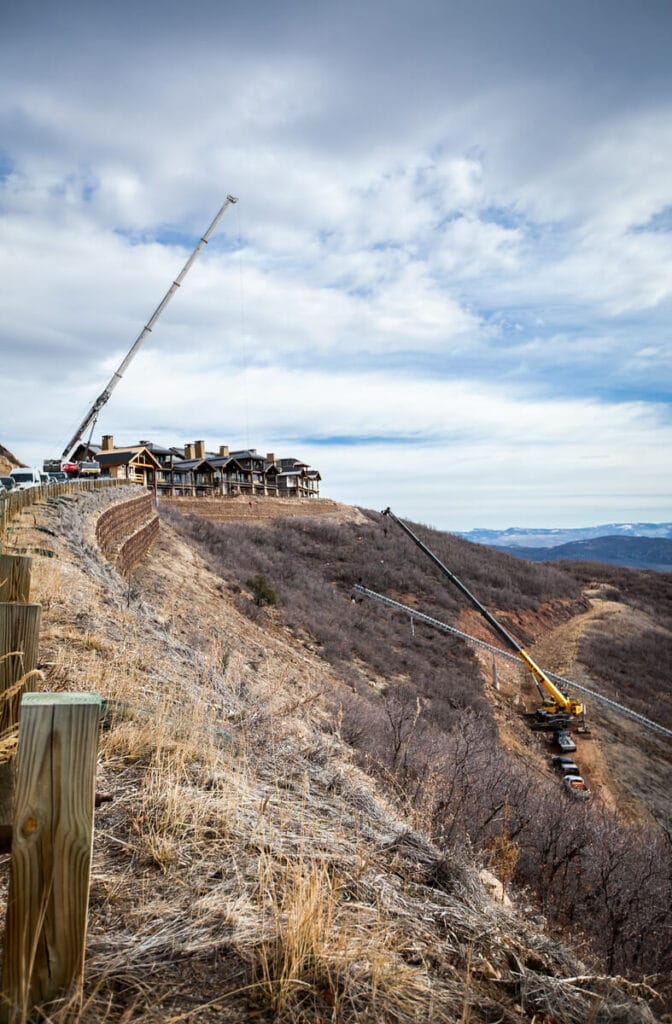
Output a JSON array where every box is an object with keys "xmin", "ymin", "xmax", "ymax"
[
  {"xmin": 266, "ymin": 452, "xmax": 276, "ymax": 464},
  {"xmin": 184, "ymin": 443, "xmax": 195, "ymax": 460},
  {"xmin": 102, "ymin": 435, "xmax": 114, "ymax": 451},
  {"xmin": 194, "ymin": 440, "xmax": 206, "ymax": 459},
  {"xmin": 219, "ymin": 445, "xmax": 230, "ymax": 457}
]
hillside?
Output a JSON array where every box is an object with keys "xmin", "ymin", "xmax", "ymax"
[
  {"xmin": 0, "ymin": 490, "xmax": 669, "ymax": 1022},
  {"xmin": 497, "ymin": 535, "xmax": 672, "ymax": 572},
  {"xmin": 164, "ymin": 502, "xmax": 672, "ymax": 1000},
  {"xmin": 0, "ymin": 443, "xmax": 22, "ymax": 475}
]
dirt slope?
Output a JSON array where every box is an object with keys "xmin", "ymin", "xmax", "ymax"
[
  {"xmin": 0, "ymin": 443, "xmax": 23, "ymax": 475},
  {"xmin": 526, "ymin": 590, "xmax": 672, "ymax": 828},
  {"xmin": 471, "ymin": 584, "xmax": 672, "ymax": 830},
  {"xmin": 0, "ymin": 491, "xmax": 661, "ymax": 1022}
]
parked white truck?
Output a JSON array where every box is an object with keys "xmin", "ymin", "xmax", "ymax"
[{"xmin": 9, "ymin": 467, "xmax": 42, "ymax": 490}]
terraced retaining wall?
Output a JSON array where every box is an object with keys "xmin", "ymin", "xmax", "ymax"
[
  {"xmin": 96, "ymin": 491, "xmax": 159, "ymax": 576},
  {"xmin": 159, "ymin": 495, "xmax": 345, "ymax": 524}
]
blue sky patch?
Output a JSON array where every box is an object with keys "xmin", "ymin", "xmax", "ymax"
[
  {"xmin": 0, "ymin": 152, "xmax": 13, "ymax": 181},
  {"xmin": 632, "ymin": 206, "xmax": 672, "ymax": 234}
]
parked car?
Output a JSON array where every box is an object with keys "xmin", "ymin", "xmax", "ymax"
[
  {"xmin": 9, "ymin": 467, "xmax": 42, "ymax": 490},
  {"xmin": 553, "ymin": 729, "xmax": 577, "ymax": 753},
  {"xmin": 563, "ymin": 775, "xmax": 590, "ymax": 800},
  {"xmin": 0, "ymin": 475, "xmax": 17, "ymax": 492},
  {"xmin": 48, "ymin": 472, "xmax": 68, "ymax": 482},
  {"xmin": 552, "ymin": 755, "xmax": 579, "ymax": 775}
]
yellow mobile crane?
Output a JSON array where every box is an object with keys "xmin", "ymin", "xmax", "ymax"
[{"xmin": 382, "ymin": 508, "xmax": 583, "ymax": 718}]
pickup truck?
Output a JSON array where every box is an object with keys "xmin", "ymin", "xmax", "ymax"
[
  {"xmin": 551, "ymin": 755, "xmax": 579, "ymax": 775},
  {"xmin": 9, "ymin": 468, "xmax": 42, "ymax": 490},
  {"xmin": 553, "ymin": 729, "xmax": 577, "ymax": 753},
  {"xmin": 563, "ymin": 775, "xmax": 590, "ymax": 800}
]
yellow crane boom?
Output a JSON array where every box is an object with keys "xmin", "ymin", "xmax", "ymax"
[{"xmin": 382, "ymin": 508, "xmax": 583, "ymax": 717}]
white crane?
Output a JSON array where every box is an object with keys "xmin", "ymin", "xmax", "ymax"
[{"xmin": 59, "ymin": 194, "xmax": 238, "ymax": 463}]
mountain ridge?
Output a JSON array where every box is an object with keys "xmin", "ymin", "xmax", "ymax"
[
  {"xmin": 455, "ymin": 522, "xmax": 672, "ymax": 570},
  {"xmin": 456, "ymin": 521, "xmax": 672, "ymax": 548},
  {"xmin": 497, "ymin": 535, "xmax": 672, "ymax": 572}
]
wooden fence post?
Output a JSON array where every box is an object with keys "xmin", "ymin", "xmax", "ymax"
[
  {"xmin": 1, "ymin": 693, "xmax": 101, "ymax": 1023},
  {"xmin": 0, "ymin": 602, "xmax": 41, "ymax": 836},
  {"xmin": 0, "ymin": 555, "xmax": 32, "ymax": 604},
  {"xmin": 0, "ymin": 603, "xmax": 41, "ymax": 737}
]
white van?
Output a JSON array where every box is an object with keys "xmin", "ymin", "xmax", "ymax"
[{"xmin": 9, "ymin": 467, "xmax": 42, "ymax": 490}]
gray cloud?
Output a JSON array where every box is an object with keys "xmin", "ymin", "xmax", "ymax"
[{"xmin": 2, "ymin": 0, "xmax": 671, "ymax": 527}]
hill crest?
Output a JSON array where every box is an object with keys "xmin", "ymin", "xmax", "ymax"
[{"xmin": 0, "ymin": 442, "xmax": 23, "ymax": 475}]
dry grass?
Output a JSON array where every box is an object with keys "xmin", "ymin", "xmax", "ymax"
[
  {"xmin": 0, "ymin": 655, "xmax": 44, "ymax": 748},
  {"xmin": 247, "ymin": 853, "xmax": 435, "ymax": 1022},
  {"xmin": 0, "ymin": 492, "xmax": 662, "ymax": 1024}
]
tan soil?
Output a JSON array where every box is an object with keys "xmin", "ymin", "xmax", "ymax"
[{"xmin": 461, "ymin": 588, "xmax": 672, "ymax": 829}]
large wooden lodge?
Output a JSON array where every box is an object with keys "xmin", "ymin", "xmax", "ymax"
[{"xmin": 80, "ymin": 436, "xmax": 321, "ymax": 499}]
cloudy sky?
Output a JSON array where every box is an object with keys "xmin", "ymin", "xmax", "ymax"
[{"xmin": 2, "ymin": 0, "xmax": 671, "ymax": 530}]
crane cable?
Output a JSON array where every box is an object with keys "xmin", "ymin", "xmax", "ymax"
[
  {"xmin": 352, "ymin": 583, "xmax": 672, "ymax": 741},
  {"xmin": 234, "ymin": 201, "xmax": 251, "ymax": 451}
]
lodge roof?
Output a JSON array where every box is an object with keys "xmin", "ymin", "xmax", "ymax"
[
  {"xmin": 229, "ymin": 449, "xmax": 264, "ymax": 461},
  {"xmin": 97, "ymin": 447, "xmax": 162, "ymax": 469},
  {"xmin": 171, "ymin": 458, "xmax": 217, "ymax": 472},
  {"xmin": 206, "ymin": 455, "xmax": 246, "ymax": 470},
  {"xmin": 97, "ymin": 451, "xmax": 136, "ymax": 466},
  {"xmin": 138, "ymin": 441, "xmax": 172, "ymax": 456}
]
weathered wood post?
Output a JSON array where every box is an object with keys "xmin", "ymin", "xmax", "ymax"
[
  {"xmin": 0, "ymin": 603, "xmax": 41, "ymax": 737},
  {"xmin": 0, "ymin": 603, "xmax": 41, "ymax": 829},
  {"xmin": 2, "ymin": 693, "xmax": 101, "ymax": 1023},
  {"xmin": 0, "ymin": 554, "xmax": 32, "ymax": 603}
]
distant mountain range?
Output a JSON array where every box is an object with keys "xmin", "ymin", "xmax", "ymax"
[
  {"xmin": 457, "ymin": 522, "xmax": 672, "ymax": 548},
  {"xmin": 454, "ymin": 522, "xmax": 672, "ymax": 572}
]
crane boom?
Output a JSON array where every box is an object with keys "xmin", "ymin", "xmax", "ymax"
[
  {"xmin": 381, "ymin": 507, "xmax": 583, "ymax": 717},
  {"xmin": 61, "ymin": 194, "xmax": 238, "ymax": 461}
]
